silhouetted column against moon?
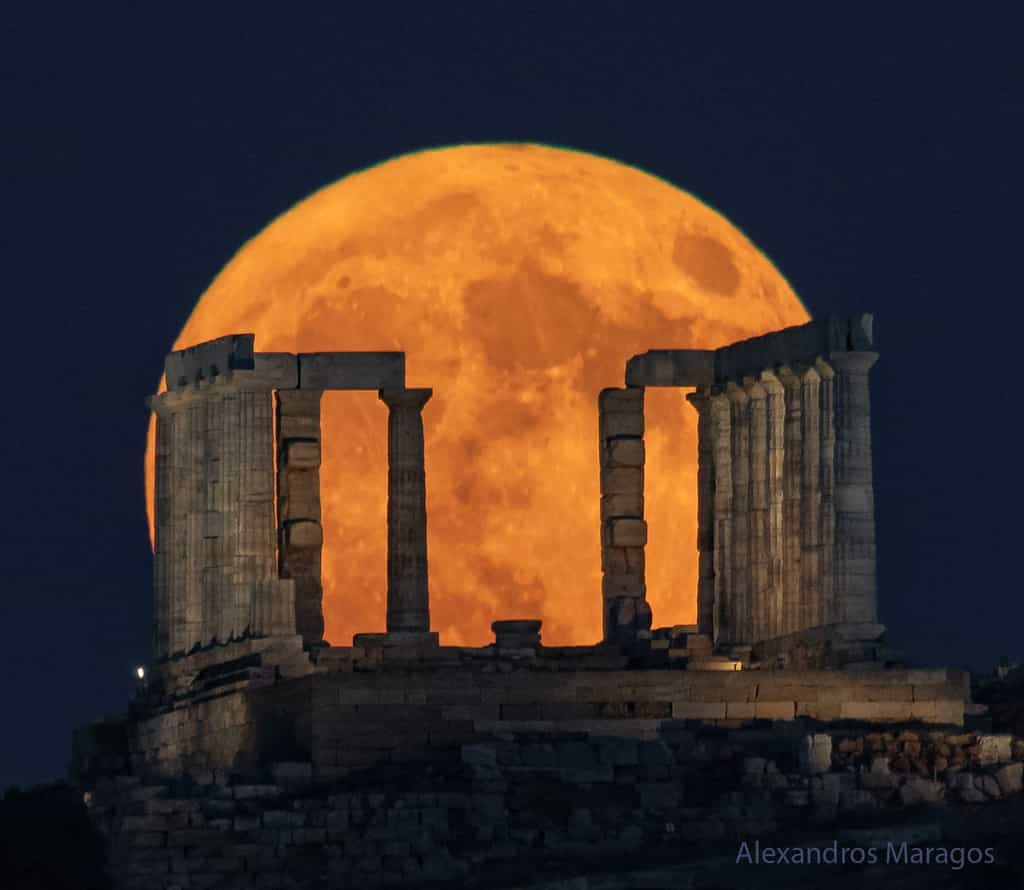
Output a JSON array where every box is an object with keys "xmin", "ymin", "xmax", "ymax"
[
  {"xmin": 778, "ymin": 366, "xmax": 804, "ymax": 637},
  {"xmin": 760, "ymin": 371, "xmax": 786, "ymax": 641},
  {"xmin": 276, "ymin": 389, "xmax": 325, "ymax": 646},
  {"xmin": 726, "ymin": 383, "xmax": 751, "ymax": 644},
  {"xmin": 829, "ymin": 350, "xmax": 880, "ymax": 625},
  {"xmin": 744, "ymin": 377, "xmax": 769, "ymax": 644},
  {"xmin": 380, "ymin": 388, "xmax": 433, "ymax": 633},
  {"xmin": 598, "ymin": 387, "xmax": 650, "ymax": 645},
  {"xmin": 685, "ymin": 389, "xmax": 715, "ymax": 637},
  {"xmin": 708, "ymin": 388, "xmax": 733, "ymax": 645}
]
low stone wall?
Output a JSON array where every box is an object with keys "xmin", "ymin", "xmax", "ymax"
[
  {"xmin": 76, "ymin": 664, "xmax": 968, "ymax": 782},
  {"xmin": 85, "ymin": 726, "xmax": 1022, "ymax": 890}
]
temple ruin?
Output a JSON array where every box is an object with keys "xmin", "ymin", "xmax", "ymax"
[
  {"xmin": 72, "ymin": 314, "xmax": 982, "ymax": 889},
  {"xmin": 145, "ymin": 313, "xmax": 891, "ymax": 678}
]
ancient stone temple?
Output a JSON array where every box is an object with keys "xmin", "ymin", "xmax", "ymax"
[
  {"xmin": 600, "ymin": 313, "xmax": 884, "ymax": 668},
  {"xmin": 72, "ymin": 316, "xmax": 978, "ymax": 889}
]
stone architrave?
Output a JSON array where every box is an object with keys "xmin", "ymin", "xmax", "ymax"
[
  {"xmin": 685, "ymin": 388, "xmax": 715, "ymax": 637},
  {"xmin": 708, "ymin": 389, "xmax": 733, "ymax": 644},
  {"xmin": 829, "ymin": 351, "xmax": 880, "ymax": 625},
  {"xmin": 777, "ymin": 366, "xmax": 804, "ymax": 637},
  {"xmin": 379, "ymin": 388, "xmax": 433, "ymax": 634},
  {"xmin": 276, "ymin": 388, "xmax": 325, "ymax": 647},
  {"xmin": 726, "ymin": 383, "xmax": 751, "ymax": 644},
  {"xmin": 760, "ymin": 370, "xmax": 786, "ymax": 641},
  {"xmin": 743, "ymin": 378, "xmax": 769, "ymax": 644}
]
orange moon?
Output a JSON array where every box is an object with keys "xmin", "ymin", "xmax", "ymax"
[{"xmin": 145, "ymin": 144, "xmax": 809, "ymax": 647}]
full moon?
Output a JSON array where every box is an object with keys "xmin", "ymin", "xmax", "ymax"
[{"xmin": 145, "ymin": 144, "xmax": 809, "ymax": 647}]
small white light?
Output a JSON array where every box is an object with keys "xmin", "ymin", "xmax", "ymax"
[{"xmin": 135, "ymin": 666, "xmax": 146, "ymax": 680}]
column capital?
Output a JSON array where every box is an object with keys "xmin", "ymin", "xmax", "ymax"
[
  {"xmin": 147, "ymin": 387, "xmax": 198, "ymax": 415},
  {"xmin": 777, "ymin": 363, "xmax": 821, "ymax": 387},
  {"xmin": 741, "ymin": 376, "xmax": 767, "ymax": 399},
  {"xmin": 827, "ymin": 351, "xmax": 879, "ymax": 374},
  {"xmin": 684, "ymin": 387, "xmax": 713, "ymax": 410},
  {"xmin": 725, "ymin": 381, "xmax": 750, "ymax": 404},
  {"xmin": 379, "ymin": 387, "xmax": 433, "ymax": 410},
  {"xmin": 758, "ymin": 368, "xmax": 785, "ymax": 395}
]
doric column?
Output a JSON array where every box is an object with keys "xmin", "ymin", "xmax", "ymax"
[
  {"xmin": 815, "ymin": 358, "xmax": 837, "ymax": 624},
  {"xmin": 799, "ymin": 365, "xmax": 823, "ymax": 630},
  {"xmin": 708, "ymin": 388, "xmax": 733, "ymax": 645},
  {"xmin": 743, "ymin": 378, "xmax": 769, "ymax": 643},
  {"xmin": 380, "ymin": 388, "xmax": 433, "ymax": 633},
  {"xmin": 685, "ymin": 388, "xmax": 715, "ymax": 637},
  {"xmin": 184, "ymin": 392, "xmax": 206, "ymax": 649},
  {"xmin": 760, "ymin": 370, "xmax": 785, "ymax": 641},
  {"xmin": 829, "ymin": 351, "xmax": 880, "ymax": 625},
  {"xmin": 239, "ymin": 386, "xmax": 281, "ymax": 634},
  {"xmin": 778, "ymin": 366, "xmax": 803, "ymax": 636},
  {"xmin": 598, "ymin": 387, "xmax": 649, "ymax": 644},
  {"xmin": 726, "ymin": 382, "xmax": 750, "ymax": 644},
  {"xmin": 276, "ymin": 388, "xmax": 325, "ymax": 646},
  {"xmin": 200, "ymin": 388, "xmax": 226, "ymax": 645},
  {"xmin": 150, "ymin": 394, "xmax": 175, "ymax": 660}
]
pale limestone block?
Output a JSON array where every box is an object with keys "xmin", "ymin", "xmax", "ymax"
[
  {"xmin": 672, "ymin": 701, "xmax": 727, "ymax": 720},
  {"xmin": 977, "ymin": 735, "xmax": 1013, "ymax": 765},
  {"xmin": 754, "ymin": 701, "xmax": 795, "ymax": 720},
  {"xmin": 798, "ymin": 733, "xmax": 833, "ymax": 775}
]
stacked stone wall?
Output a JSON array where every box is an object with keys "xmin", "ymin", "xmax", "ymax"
[
  {"xmin": 85, "ymin": 727, "xmax": 1024, "ymax": 889},
  {"xmin": 93, "ymin": 663, "xmax": 968, "ymax": 781}
]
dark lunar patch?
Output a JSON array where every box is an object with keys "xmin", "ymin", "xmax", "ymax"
[
  {"xmin": 672, "ymin": 230, "xmax": 740, "ymax": 297},
  {"xmin": 462, "ymin": 261, "xmax": 603, "ymax": 371}
]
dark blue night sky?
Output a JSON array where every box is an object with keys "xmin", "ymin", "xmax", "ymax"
[{"xmin": 2, "ymin": 5, "xmax": 1022, "ymax": 790}]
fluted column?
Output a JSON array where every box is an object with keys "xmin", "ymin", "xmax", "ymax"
[
  {"xmin": 239, "ymin": 386, "xmax": 281, "ymax": 634},
  {"xmin": 829, "ymin": 351, "xmax": 879, "ymax": 624},
  {"xmin": 150, "ymin": 394, "xmax": 175, "ymax": 660},
  {"xmin": 815, "ymin": 358, "xmax": 837, "ymax": 624},
  {"xmin": 799, "ymin": 365, "xmax": 823, "ymax": 630},
  {"xmin": 200, "ymin": 390, "xmax": 227, "ymax": 644},
  {"xmin": 708, "ymin": 388, "xmax": 733, "ymax": 644},
  {"xmin": 380, "ymin": 388, "xmax": 433, "ymax": 633},
  {"xmin": 726, "ymin": 383, "xmax": 750, "ymax": 644},
  {"xmin": 760, "ymin": 370, "xmax": 785, "ymax": 640},
  {"xmin": 184, "ymin": 392, "xmax": 205, "ymax": 649},
  {"xmin": 778, "ymin": 366, "xmax": 803, "ymax": 636},
  {"xmin": 743, "ymin": 378, "xmax": 769, "ymax": 643},
  {"xmin": 685, "ymin": 388, "xmax": 715, "ymax": 637}
]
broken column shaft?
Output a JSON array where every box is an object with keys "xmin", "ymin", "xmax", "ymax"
[{"xmin": 276, "ymin": 388, "xmax": 325, "ymax": 647}]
